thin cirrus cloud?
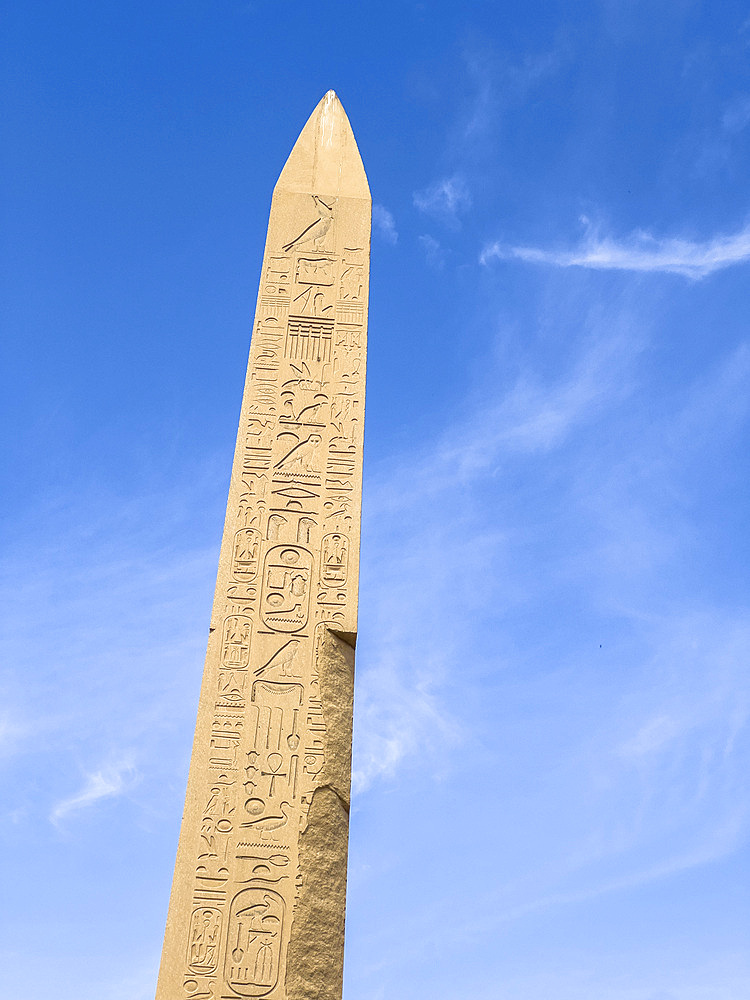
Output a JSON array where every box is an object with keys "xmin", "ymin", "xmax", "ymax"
[
  {"xmin": 372, "ymin": 204, "xmax": 398, "ymax": 244},
  {"xmin": 352, "ymin": 314, "xmax": 643, "ymax": 797},
  {"xmin": 350, "ymin": 312, "xmax": 750, "ymax": 988},
  {"xmin": 50, "ymin": 755, "xmax": 138, "ymax": 824},
  {"xmin": 722, "ymin": 94, "xmax": 750, "ymax": 134},
  {"xmin": 418, "ymin": 233, "xmax": 445, "ymax": 268},
  {"xmin": 346, "ymin": 299, "xmax": 750, "ymax": 1000},
  {"xmin": 481, "ymin": 219, "xmax": 750, "ymax": 279},
  {"xmin": 413, "ymin": 175, "xmax": 471, "ymax": 223}
]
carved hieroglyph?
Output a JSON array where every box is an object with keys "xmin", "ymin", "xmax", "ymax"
[{"xmin": 156, "ymin": 92, "xmax": 370, "ymax": 1000}]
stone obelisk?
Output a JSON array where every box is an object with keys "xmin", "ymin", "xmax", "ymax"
[{"xmin": 156, "ymin": 91, "xmax": 370, "ymax": 1000}]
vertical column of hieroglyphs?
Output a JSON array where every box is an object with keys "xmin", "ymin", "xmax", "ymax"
[{"xmin": 157, "ymin": 92, "xmax": 370, "ymax": 1000}]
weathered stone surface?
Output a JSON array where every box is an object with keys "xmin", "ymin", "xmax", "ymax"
[{"xmin": 156, "ymin": 91, "xmax": 370, "ymax": 1000}]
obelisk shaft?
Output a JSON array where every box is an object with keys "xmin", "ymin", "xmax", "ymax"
[{"xmin": 157, "ymin": 92, "xmax": 370, "ymax": 1000}]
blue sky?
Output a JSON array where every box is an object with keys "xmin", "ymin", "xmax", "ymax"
[{"xmin": 2, "ymin": 2, "xmax": 749, "ymax": 998}]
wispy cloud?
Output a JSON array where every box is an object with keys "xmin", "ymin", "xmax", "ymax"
[
  {"xmin": 99, "ymin": 959, "xmax": 162, "ymax": 1000},
  {"xmin": 353, "ymin": 315, "xmax": 643, "ymax": 800},
  {"xmin": 481, "ymin": 217, "xmax": 750, "ymax": 278},
  {"xmin": 417, "ymin": 233, "xmax": 445, "ymax": 268},
  {"xmin": 413, "ymin": 175, "xmax": 471, "ymax": 224},
  {"xmin": 51, "ymin": 755, "xmax": 138, "ymax": 823},
  {"xmin": 406, "ymin": 321, "xmax": 640, "ymax": 491},
  {"xmin": 350, "ymin": 291, "xmax": 750, "ymax": 996},
  {"xmin": 458, "ymin": 44, "xmax": 565, "ymax": 147},
  {"xmin": 0, "ymin": 451, "xmax": 230, "ymax": 835},
  {"xmin": 0, "ymin": 711, "xmax": 25, "ymax": 760},
  {"xmin": 352, "ymin": 669, "xmax": 456, "ymax": 794},
  {"xmin": 478, "ymin": 804, "xmax": 746, "ymax": 931},
  {"xmin": 372, "ymin": 204, "xmax": 398, "ymax": 244},
  {"xmin": 460, "ymin": 49, "xmax": 497, "ymax": 142},
  {"xmin": 722, "ymin": 94, "xmax": 750, "ymax": 134}
]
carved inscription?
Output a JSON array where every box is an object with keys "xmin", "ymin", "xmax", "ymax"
[
  {"xmin": 158, "ymin": 97, "xmax": 369, "ymax": 1000},
  {"xmin": 261, "ymin": 546, "xmax": 312, "ymax": 633},
  {"xmin": 285, "ymin": 317, "xmax": 333, "ymax": 362},
  {"xmin": 224, "ymin": 889, "xmax": 285, "ymax": 996},
  {"xmin": 282, "ymin": 195, "xmax": 336, "ymax": 253},
  {"xmin": 222, "ymin": 617, "xmax": 252, "ymax": 668},
  {"xmin": 188, "ymin": 907, "xmax": 222, "ymax": 975}
]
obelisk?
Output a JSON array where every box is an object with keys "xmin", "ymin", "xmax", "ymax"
[{"xmin": 156, "ymin": 92, "xmax": 370, "ymax": 1000}]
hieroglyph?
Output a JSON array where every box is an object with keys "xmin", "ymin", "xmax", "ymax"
[{"xmin": 156, "ymin": 92, "xmax": 370, "ymax": 1000}]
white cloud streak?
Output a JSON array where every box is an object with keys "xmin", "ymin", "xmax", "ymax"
[
  {"xmin": 51, "ymin": 755, "xmax": 138, "ymax": 823},
  {"xmin": 372, "ymin": 204, "xmax": 398, "ymax": 244},
  {"xmin": 481, "ymin": 219, "xmax": 750, "ymax": 278},
  {"xmin": 349, "ymin": 292, "xmax": 750, "ymax": 999},
  {"xmin": 457, "ymin": 44, "xmax": 565, "ymax": 147},
  {"xmin": 352, "ymin": 316, "xmax": 643, "ymax": 798},
  {"xmin": 722, "ymin": 94, "xmax": 750, "ymax": 134},
  {"xmin": 417, "ymin": 233, "xmax": 445, "ymax": 268},
  {"xmin": 413, "ymin": 175, "xmax": 471, "ymax": 223},
  {"xmin": 352, "ymin": 672, "xmax": 456, "ymax": 794},
  {"xmin": 0, "ymin": 711, "xmax": 25, "ymax": 760}
]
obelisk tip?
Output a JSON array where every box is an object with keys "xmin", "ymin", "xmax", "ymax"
[{"xmin": 275, "ymin": 91, "xmax": 370, "ymax": 200}]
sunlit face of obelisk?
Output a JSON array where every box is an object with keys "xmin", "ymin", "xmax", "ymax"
[{"xmin": 156, "ymin": 91, "xmax": 371, "ymax": 1000}]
